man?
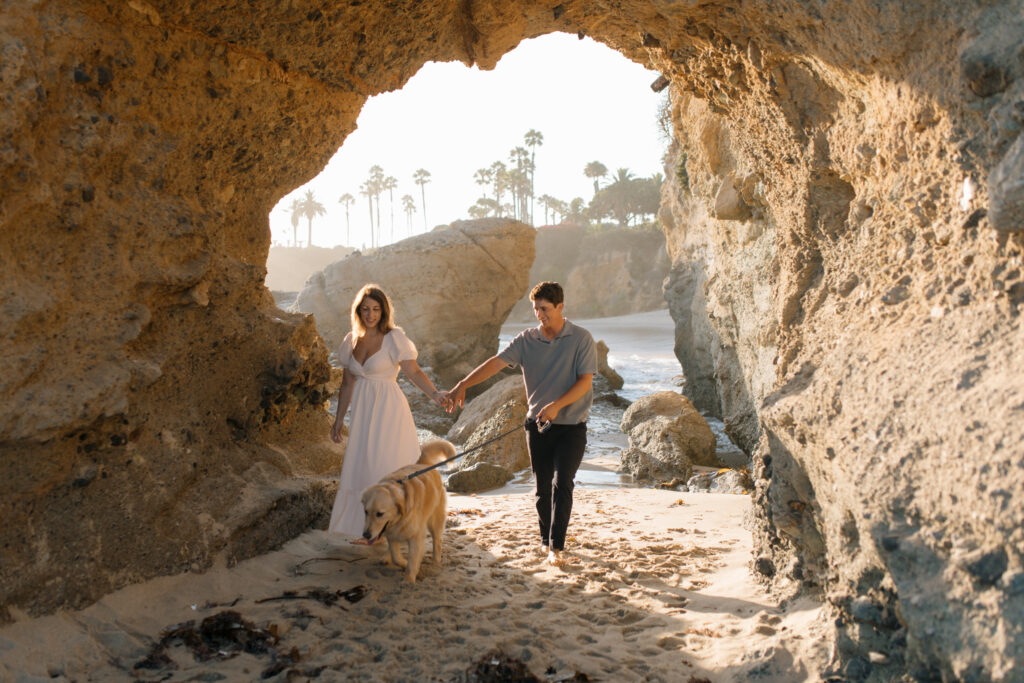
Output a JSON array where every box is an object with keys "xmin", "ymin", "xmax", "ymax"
[{"xmin": 444, "ymin": 281, "xmax": 597, "ymax": 566}]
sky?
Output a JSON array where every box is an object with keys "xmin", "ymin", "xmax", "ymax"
[{"xmin": 269, "ymin": 33, "xmax": 667, "ymax": 250}]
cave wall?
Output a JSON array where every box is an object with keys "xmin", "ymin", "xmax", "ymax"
[{"xmin": 2, "ymin": 1, "xmax": 1022, "ymax": 678}]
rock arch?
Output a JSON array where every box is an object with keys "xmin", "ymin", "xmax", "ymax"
[{"xmin": 2, "ymin": 1, "xmax": 1022, "ymax": 678}]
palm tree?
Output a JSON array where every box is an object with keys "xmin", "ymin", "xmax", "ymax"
[
  {"xmin": 383, "ymin": 175, "xmax": 398, "ymax": 243},
  {"xmin": 360, "ymin": 182, "xmax": 374, "ymax": 247},
  {"xmin": 537, "ymin": 194, "xmax": 553, "ymax": 225},
  {"xmin": 507, "ymin": 167, "xmax": 530, "ymax": 222},
  {"xmin": 489, "ymin": 161, "xmax": 507, "ymax": 217},
  {"xmin": 368, "ymin": 165, "xmax": 385, "ymax": 246},
  {"xmin": 550, "ymin": 198, "xmax": 568, "ymax": 224},
  {"xmin": 401, "ymin": 194, "xmax": 416, "ymax": 235},
  {"xmin": 568, "ymin": 197, "xmax": 587, "ymax": 225},
  {"xmin": 474, "ymin": 167, "xmax": 493, "ymax": 199},
  {"xmin": 524, "ymin": 129, "xmax": 543, "ymax": 224},
  {"xmin": 468, "ymin": 202, "xmax": 490, "ymax": 219},
  {"xmin": 288, "ymin": 197, "xmax": 302, "ymax": 246},
  {"xmin": 468, "ymin": 196, "xmax": 499, "ymax": 219},
  {"xmin": 338, "ymin": 192, "xmax": 354, "ymax": 245},
  {"xmin": 509, "ymin": 146, "xmax": 531, "ymax": 221},
  {"xmin": 413, "ymin": 168, "xmax": 431, "ymax": 232},
  {"xmin": 611, "ymin": 167, "xmax": 635, "ymax": 184},
  {"xmin": 298, "ymin": 189, "xmax": 326, "ymax": 248},
  {"xmin": 584, "ymin": 161, "xmax": 608, "ymax": 196},
  {"xmin": 590, "ymin": 168, "xmax": 637, "ymax": 227}
]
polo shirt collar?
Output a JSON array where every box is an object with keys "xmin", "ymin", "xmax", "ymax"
[{"xmin": 533, "ymin": 319, "xmax": 574, "ymax": 342}]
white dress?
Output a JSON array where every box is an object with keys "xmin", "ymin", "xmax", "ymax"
[{"xmin": 328, "ymin": 327, "xmax": 422, "ymax": 537}]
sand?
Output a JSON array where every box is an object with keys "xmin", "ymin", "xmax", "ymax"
[{"xmin": 0, "ymin": 478, "xmax": 833, "ymax": 682}]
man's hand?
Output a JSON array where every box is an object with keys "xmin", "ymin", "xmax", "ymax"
[
  {"xmin": 537, "ymin": 401, "xmax": 561, "ymax": 424},
  {"xmin": 444, "ymin": 383, "xmax": 467, "ymax": 413}
]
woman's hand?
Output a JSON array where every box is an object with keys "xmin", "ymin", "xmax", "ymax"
[
  {"xmin": 330, "ymin": 419, "xmax": 348, "ymax": 443},
  {"xmin": 430, "ymin": 389, "xmax": 446, "ymax": 407}
]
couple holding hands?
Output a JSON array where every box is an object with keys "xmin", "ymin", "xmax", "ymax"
[{"xmin": 328, "ymin": 281, "xmax": 598, "ymax": 566}]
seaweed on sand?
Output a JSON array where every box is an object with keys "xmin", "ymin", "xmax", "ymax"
[{"xmin": 133, "ymin": 610, "xmax": 277, "ymax": 669}]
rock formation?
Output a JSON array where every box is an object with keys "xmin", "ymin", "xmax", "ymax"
[
  {"xmin": 444, "ymin": 374, "xmax": 530, "ymax": 495},
  {"xmin": 292, "ymin": 219, "xmax": 534, "ymax": 387},
  {"xmin": 508, "ymin": 224, "xmax": 669, "ymax": 321},
  {"xmin": 619, "ymin": 391, "xmax": 718, "ymax": 482},
  {"xmin": 2, "ymin": 1, "xmax": 1022, "ymax": 678}
]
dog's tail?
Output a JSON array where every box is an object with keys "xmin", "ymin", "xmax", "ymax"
[{"xmin": 418, "ymin": 439, "xmax": 456, "ymax": 466}]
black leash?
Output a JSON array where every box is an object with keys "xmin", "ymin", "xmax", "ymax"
[{"xmin": 402, "ymin": 420, "xmax": 543, "ymax": 482}]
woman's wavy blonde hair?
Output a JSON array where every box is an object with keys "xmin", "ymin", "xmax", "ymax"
[{"xmin": 350, "ymin": 283, "xmax": 396, "ymax": 338}]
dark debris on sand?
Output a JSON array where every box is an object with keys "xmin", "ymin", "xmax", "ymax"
[
  {"xmin": 133, "ymin": 610, "xmax": 278, "ymax": 670},
  {"xmin": 254, "ymin": 585, "xmax": 368, "ymax": 608},
  {"xmin": 465, "ymin": 650, "xmax": 593, "ymax": 682}
]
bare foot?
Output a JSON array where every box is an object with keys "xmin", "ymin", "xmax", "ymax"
[
  {"xmin": 547, "ymin": 549, "xmax": 567, "ymax": 567},
  {"xmin": 540, "ymin": 544, "xmax": 549, "ymax": 555}
]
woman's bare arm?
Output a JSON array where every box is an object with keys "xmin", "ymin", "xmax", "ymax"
[
  {"xmin": 399, "ymin": 359, "xmax": 444, "ymax": 406},
  {"xmin": 331, "ymin": 370, "xmax": 355, "ymax": 443}
]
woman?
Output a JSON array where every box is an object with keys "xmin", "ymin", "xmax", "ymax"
[{"xmin": 328, "ymin": 284, "xmax": 445, "ymax": 540}]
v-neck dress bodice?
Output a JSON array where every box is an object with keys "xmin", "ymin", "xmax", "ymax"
[{"xmin": 328, "ymin": 327, "xmax": 421, "ymax": 537}]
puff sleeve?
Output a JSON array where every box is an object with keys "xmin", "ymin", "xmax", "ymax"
[
  {"xmin": 336, "ymin": 332, "xmax": 354, "ymax": 367},
  {"xmin": 387, "ymin": 327, "xmax": 418, "ymax": 363}
]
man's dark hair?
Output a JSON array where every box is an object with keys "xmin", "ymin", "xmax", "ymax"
[{"xmin": 529, "ymin": 281, "xmax": 564, "ymax": 306}]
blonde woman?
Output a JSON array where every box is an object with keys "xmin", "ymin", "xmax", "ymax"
[{"xmin": 328, "ymin": 284, "xmax": 444, "ymax": 540}]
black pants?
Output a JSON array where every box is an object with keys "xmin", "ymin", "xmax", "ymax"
[{"xmin": 526, "ymin": 421, "xmax": 587, "ymax": 551}]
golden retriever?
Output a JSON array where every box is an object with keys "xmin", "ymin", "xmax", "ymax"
[{"xmin": 361, "ymin": 439, "xmax": 452, "ymax": 583}]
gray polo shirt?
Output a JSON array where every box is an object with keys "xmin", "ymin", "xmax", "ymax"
[{"xmin": 498, "ymin": 319, "xmax": 598, "ymax": 425}]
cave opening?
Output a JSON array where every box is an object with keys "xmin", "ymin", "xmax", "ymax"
[{"xmin": 7, "ymin": 2, "xmax": 1021, "ymax": 677}]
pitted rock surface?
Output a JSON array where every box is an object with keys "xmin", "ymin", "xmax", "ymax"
[{"xmin": 2, "ymin": 2, "xmax": 1022, "ymax": 678}]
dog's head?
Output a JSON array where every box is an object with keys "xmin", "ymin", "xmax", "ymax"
[{"xmin": 361, "ymin": 481, "xmax": 406, "ymax": 543}]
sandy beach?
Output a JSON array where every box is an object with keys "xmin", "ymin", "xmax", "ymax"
[
  {"xmin": 0, "ymin": 309, "xmax": 834, "ymax": 681},
  {"xmin": 0, "ymin": 479, "xmax": 831, "ymax": 682}
]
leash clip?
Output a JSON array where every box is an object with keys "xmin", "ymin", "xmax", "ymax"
[{"xmin": 533, "ymin": 417, "xmax": 552, "ymax": 434}]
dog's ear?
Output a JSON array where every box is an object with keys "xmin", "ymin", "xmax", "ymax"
[{"xmin": 390, "ymin": 482, "xmax": 406, "ymax": 517}]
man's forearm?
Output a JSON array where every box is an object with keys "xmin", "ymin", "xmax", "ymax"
[
  {"xmin": 551, "ymin": 374, "xmax": 593, "ymax": 413},
  {"xmin": 456, "ymin": 356, "xmax": 509, "ymax": 392}
]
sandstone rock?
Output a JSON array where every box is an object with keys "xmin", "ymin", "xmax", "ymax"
[
  {"xmin": 292, "ymin": 219, "xmax": 534, "ymax": 387},
  {"xmin": 507, "ymin": 224, "xmax": 669, "ymax": 321},
  {"xmin": 594, "ymin": 339, "xmax": 624, "ymax": 391},
  {"xmin": 3, "ymin": 2, "xmax": 1023, "ymax": 677},
  {"xmin": 989, "ymin": 134, "xmax": 1024, "ymax": 233},
  {"xmin": 444, "ymin": 462, "xmax": 513, "ymax": 494},
  {"xmin": 619, "ymin": 391, "xmax": 718, "ymax": 483},
  {"xmin": 684, "ymin": 468, "xmax": 753, "ymax": 494},
  {"xmin": 457, "ymin": 397, "xmax": 530, "ymax": 474},
  {"xmin": 446, "ymin": 375, "xmax": 525, "ymax": 445},
  {"xmin": 713, "ymin": 175, "xmax": 753, "ymax": 221}
]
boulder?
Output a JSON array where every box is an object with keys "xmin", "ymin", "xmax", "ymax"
[
  {"xmin": 456, "ymin": 396, "xmax": 530, "ymax": 474},
  {"xmin": 292, "ymin": 219, "xmax": 535, "ymax": 387},
  {"xmin": 445, "ymin": 462, "xmax": 513, "ymax": 494},
  {"xmin": 619, "ymin": 391, "xmax": 718, "ymax": 483},
  {"xmin": 684, "ymin": 468, "xmax": 753, "ymax": 494},
  {"xmin": 594, "ymin": 339, "xmax": 624, "ymax": 391},
  {"xmin": 447, "ymin": 375, "xmax": 525, "ymax": 445},
  {"xmin": 989, "ymin": 134, "xmax": 1024, "ymax": 233}
]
